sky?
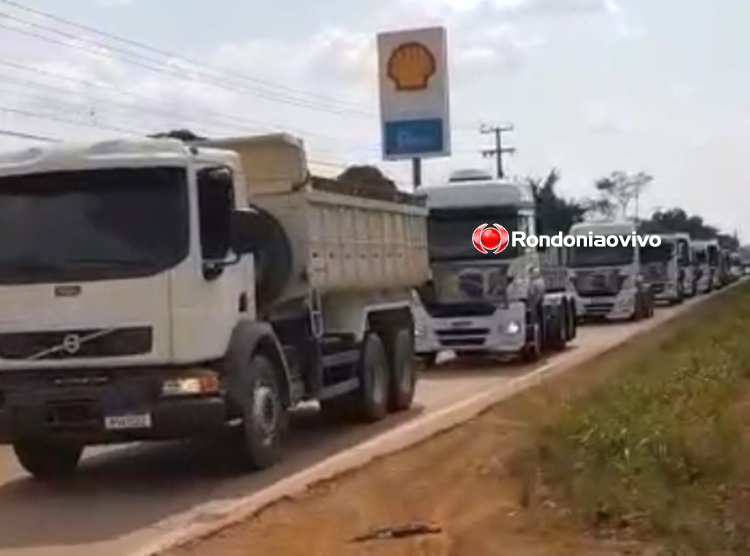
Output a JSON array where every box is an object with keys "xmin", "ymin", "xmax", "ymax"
[{"xmin": 0, "ymin": 0, "xmax": 748, "ymax": 239}]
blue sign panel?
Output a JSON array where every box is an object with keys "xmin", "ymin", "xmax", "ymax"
[{"xmin": 383, "ymin": 118, "xmax": 444, "ymax": 158}]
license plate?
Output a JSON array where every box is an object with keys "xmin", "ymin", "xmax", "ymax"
[
  {"xmin": 451, "ymin": 321, "xmax": 473, "ymax": 328},
  {"xmin": 104, "ymin": 413, "xmax": 152, "ymax": 430}
]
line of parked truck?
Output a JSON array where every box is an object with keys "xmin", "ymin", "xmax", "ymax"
[
  {"xmin": 412, "ymin": 169, "xmax": 741, "ymax": 367},
  {"xmin": 0, "ymin": 132, "xmax": 738, "ymax": 480}
]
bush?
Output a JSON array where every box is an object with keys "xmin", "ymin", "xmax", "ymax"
[{"xmin": 536, "ymin": 285, "xmax": 750, "ymax": 555}]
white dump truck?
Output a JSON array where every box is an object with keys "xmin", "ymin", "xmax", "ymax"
[
  {"xmin": 0, "ymin": 133, "xmax": 429, "ymax": 479},
  {"xmin": 567, "ymin": 220, "xmax": 655, "ymax": 321},
  {"xmin": 639, "ymin": 232, "xmax": 694, "ymax": 304},
  {"xmin": 413, "ymin": 171, "xmax": 577, "ymax": 365}
]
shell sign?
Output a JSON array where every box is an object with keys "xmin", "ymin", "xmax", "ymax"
[
  {"xmin": 387, "ymin": 41, "xmax": 436, "ymax": 92},
  {"xmin": 377, "ymin": 27, "xmax": 451, "ymax": 160}
]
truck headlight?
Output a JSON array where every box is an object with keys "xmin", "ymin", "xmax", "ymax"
[
  {"xmin": 505, "ymin": 321, "xmax": 521, "ymax": 335},
  {"xmin": 162, "ymin": 370, "xmax": 220, "ymax": 397}
]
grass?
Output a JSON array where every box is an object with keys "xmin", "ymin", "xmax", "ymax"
[{"xmin": 532, "ymin": 284, "xmax": 750, "ymax": 555}]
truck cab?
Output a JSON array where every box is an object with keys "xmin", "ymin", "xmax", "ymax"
[
  {"xmin": 568, "ymin": 221, "xmax": 654, "ymax": 321},
  {"xmin": 413, "ymin": 171, "xmax": 575, "ymax": 365},
  {"xmin": 729, "ymin": 252, "xmax": 743, "ymax": 281},
  {"xmin": 692, "ymin": 240, "xmax": 717, "ymax": 293},
  {"xmin": 640, "ymin": 233, "xmax": 693, "ymax": 304}
]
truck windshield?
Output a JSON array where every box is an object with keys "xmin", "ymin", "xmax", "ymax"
[
  {"xmin": 640, "ymin": 242, "xmax": 674, "ymax": 263},
  {"xmin": 0, "ymin": 167, "xmax": 189, "ymax": 285},
  {"xmin": 569, "ymin": 244, "xmax": 634, "ymax": 268},
  {"xmin": 694, "ymin": 250, "xmax": 707, "ymax": 265},
  {"xmin": 427, "ymin": 209, "xmax": 520, "ymax": 261}
]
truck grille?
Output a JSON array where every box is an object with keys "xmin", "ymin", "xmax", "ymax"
[
  {"xmin": 0, "ymin": 327, "xmax": 153, "ymax": 360},
  {"xmin": 436, "ymin": 328, "xmax": 489, "ymax": 347},
  {"xmin": 425, "ymin": 303, "xmax": 496, "ymax": 318},
  {"xmin": 644, "ymin": 263, "xmax": 668, "ymax": 282},
  {"xmin": 574, "ymin": 271, "xmax": 625, "ymax": 297}
]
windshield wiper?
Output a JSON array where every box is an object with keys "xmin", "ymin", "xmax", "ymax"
[{"xmin": 0, "ymin": 260, "xmax": 65, "ymax": 272}]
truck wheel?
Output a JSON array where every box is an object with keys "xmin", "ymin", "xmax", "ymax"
[
  {"xmin": 549, "ymin": 307, "xmax": 566, "ymax": 351},
  {"xmin": 521, "ymin": 308, "xmax": 543, "ymax": 362},
  {"xmin": 566, "ymin": 302, "xmax": 578, "ymax": 341},
  {"xmin": 321, "ymin": 332, "xmax": 389, "ymax": 423},
  {"xmin": 236, "ymin": 355, "xmax": 287, "ymax": 470},
  {"xmin": 631, "ymin": 295, "xmax": 643, "ymax": 322},
  {"xmin": 387, "ymin": 328, "xmax": 417, "ymax": 412},
  {"xmin": 13, "ymin": 438, "xmax": 82, "ymax": 480}
]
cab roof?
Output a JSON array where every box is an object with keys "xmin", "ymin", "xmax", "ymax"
[
  {"xmin": 423, "ymin": 178, "xmax": 535, "ymax": 210},
  {"xmin": 0, "ymin": 137, "xmax": 238, "ymax": 177}
]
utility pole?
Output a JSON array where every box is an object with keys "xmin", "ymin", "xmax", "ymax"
[{"xmin": 480, "ymin": 123, "xmax": 516, "ymax": 178}]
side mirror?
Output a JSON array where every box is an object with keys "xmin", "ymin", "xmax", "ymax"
[{"xmin": 229, "ymin": 209, "xmax": 259, "ymax": 255}]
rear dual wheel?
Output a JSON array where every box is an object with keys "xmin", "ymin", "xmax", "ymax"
[{"xmin": 322, "ymin": 327, "xmax": 417, "ymax": 422}]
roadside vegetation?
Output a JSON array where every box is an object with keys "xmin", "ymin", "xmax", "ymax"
[{"xmin": 532, "ymin": 284, "xmax": 750, "ymax": 555}]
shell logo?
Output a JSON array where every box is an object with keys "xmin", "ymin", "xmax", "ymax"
[{"xmin": 386, "ymin": 41, "xmax": 436, "ymax": 92}]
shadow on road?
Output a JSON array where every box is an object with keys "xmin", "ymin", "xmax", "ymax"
[{"xmin": 0, "ymin": 404, "xmax": 424, "ymax": 551}]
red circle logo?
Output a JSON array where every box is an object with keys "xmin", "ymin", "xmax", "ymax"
[{"xmin": 472, "ymin": 224, "xmax": 509, "ymax": 254}]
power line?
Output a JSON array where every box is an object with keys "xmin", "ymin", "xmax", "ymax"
[
  {"xmin": 0, "ymin": 58, "xmax": 382, "ymax": 151},
  {"xmin": 0, "ymin": 104, "xmax": 348, "ymax": 168},
  {"xmin": 0, "ymin": 127, "xmax": 59, "ymax": 141},
  {"xmin": 0, "ymin": 0, "xmax": 481, "ymax": 132},
  {"xmin": 0, "ymin": 0, "xmax": 374, "ymax": 115},
  {"xmin": 0, "ymin": 9, "xmax": 374, "ymax": 119},
  {"xmin": 480, "ymin": 123, "xmax": 516, "ymax": 178}
]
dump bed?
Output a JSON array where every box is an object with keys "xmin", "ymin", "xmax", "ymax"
[{"xmin": 202, "ymin": 134, "xmax": 430, "ymax": 310}]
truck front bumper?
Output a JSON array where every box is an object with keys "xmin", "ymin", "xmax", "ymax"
[
  {"xmin": 575, "ymin": 291, "xmax": 636, "ymax": 321},
  {"xmin": 414, "ymin": 302, "xmax": 527, "ymax": 355},
  {"xmin": 0, "ymin": 368, "xmax": 227, "ymax": 444},
  {"xmin": 652, "ymin": 282, "xmax": 680, "ymax": 303}
]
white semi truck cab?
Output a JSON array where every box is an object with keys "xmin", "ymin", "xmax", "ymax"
[
  {"xmin": 413, "ymin": 172, "xmax": 577, "ymax": 365},
  {"xmin": 568, "ymin": 221, "xmax": 654, "ymax": 321},
  {"xmin": 640, "ymin": 233, "xmax": 694, "ymax": 304},
  {"xmin": 0, "ymin": 133, "xmax": 429, "ymax": 479},
  {"xmin": 692, "ymin": 240, "xmax": 718, "ymax": 294}
]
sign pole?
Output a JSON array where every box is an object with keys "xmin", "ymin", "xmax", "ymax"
[{"xmin": 412, "ymin": 158, "xmax": 422, "ymax": 190}]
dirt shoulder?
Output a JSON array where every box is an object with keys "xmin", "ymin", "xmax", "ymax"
[{"xmin": 163, "ymin": 286, "xmax": 750, "ymax": 556}]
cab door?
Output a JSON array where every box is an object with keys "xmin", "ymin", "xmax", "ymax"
[{"xmin": 169, "ymin": 164, "xmax": 249, "ymax": 363}]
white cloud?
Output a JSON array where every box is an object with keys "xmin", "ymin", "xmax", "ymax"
[
  {"xmin": 95, "ymin": 0, "xmax": 133, "ymax": 6},
  {"xmin": 455, "ymin": 26, "xmax": 542, "ymax": 72},
  {"xmin": 584, "ymin": 100, "xmax": 637, "ymax": 134}
]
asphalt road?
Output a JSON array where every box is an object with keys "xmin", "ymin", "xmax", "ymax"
[{"xmin": 0, "ymin": 298, "xmax": 708, "ymax": 556}]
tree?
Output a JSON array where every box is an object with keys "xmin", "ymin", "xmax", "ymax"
[
  {"xmin": 528, "ymin": 168, "xmax": 587, "ymax": 234},
  {"xmin": 637, "ymin": 207, "xmax": 723, "ymax": 240},
  {"xmin": 591, "ymin": 171, "xmax": 653, "ymax": 220}
]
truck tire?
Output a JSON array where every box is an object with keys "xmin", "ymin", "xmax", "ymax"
[
  {"xmin": 235, "ymin": 354, "xmax": 287, "ymax": 470},
  {"xmin": 521, "ymin": 307, "xmax": 543, "ymax": 362},
  {"xmin": 321, "ymin": 332, "xmax": 389, "ymax": 423},
  {"xmin": 566, "ymin": 302, "xmax": 577, "ymax": 341},
  {"xmin": 387, "ymin": 328, "xmax": 417, "ymax": 412},
  {"xmin": 631, "ymin": 294, "xmax": 644, "ymax": 322},
  {"xmin": 548, "ymin": 306, "xmax": 566, "ymax": 352},
  {"xmin": 13, "ymin": 438, "xmax": 82, "ymax": 480}
]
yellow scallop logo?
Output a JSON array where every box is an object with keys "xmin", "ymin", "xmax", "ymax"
[{"xmin": 387, "ymin": 41, "xmax": 436, "ymax": 92}]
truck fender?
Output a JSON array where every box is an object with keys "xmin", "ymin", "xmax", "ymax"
[{"xmin": 221, "ymin": 319, "xmax": 293, "ymax": 412}]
